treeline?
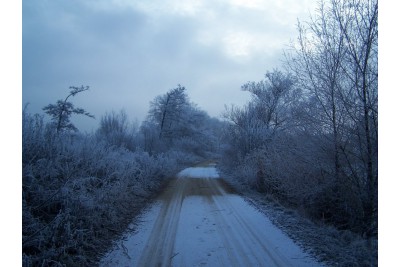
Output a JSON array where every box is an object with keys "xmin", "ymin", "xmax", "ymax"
[
  {"xmin": 22, "ymin": 86, "xmax": 220, "ymax": 266},
  {"xmin": 219, "ymin": 0, "xmax": 377, "ymax": 237}
]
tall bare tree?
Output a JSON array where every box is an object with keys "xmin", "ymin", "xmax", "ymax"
[
  {"xmin": 286, "ymin": 0, "xmax": 348, "ymax": 184},
  {"xmin": 285, "ymin": 0, "xmax": 377, "ymax": 234},
  {"xmin": 332, "ymin": 0, "xmax": 378, "ymax": 235},
  {"xmin": 241, "ymin": 70, "xmax": 297, "ymax": 132},
  {"xmin": 148, "ymin": 84, "xmax": 189, "ymax": 140}
]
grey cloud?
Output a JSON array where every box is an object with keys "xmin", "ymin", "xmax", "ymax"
[{"xmin": 23, "ymin": 0, "xmax": 315, "ymax": 132}]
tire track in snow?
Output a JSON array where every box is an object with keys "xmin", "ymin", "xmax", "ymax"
[
  {"xmin": 136, "ymin": 178, "xmax": 186, "ymax": 267},
  {"xmin": 207, "ymin": 178, "xmax": 293, "ymax": 266},
  {"xmin": 100, "ymin": 165, "xmax": 323, "ymax": 267}
]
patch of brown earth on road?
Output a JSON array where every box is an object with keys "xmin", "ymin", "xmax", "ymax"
[
  {"xmin": 113, "ymin": 170, "xmax": 321, "ymax": 267},
  {"xmin": 159, "ymin": 177, "xmax": 236, "ymax": 199},
  {"xmin": 136, "ymin": 176, "xmax": 235, "ymax": 266}
]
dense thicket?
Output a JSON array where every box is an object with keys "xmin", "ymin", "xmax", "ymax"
[
  {"xmin": 22, "ymin": 112, "xmax": 177, "ymax": 266},
  {"xmin": 22, "ymin": 85, "xmax": 219, "ymax": 266},
  {"xmin": 219, "ymin": 0, "xmax": 377, "ymax": 238}
]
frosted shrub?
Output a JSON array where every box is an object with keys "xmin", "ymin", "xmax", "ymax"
[
  {"xmin": 236, "ymin": 156, "xmax": 258, "ymax": 187},
  {"xmin": 22, "ymin": 110, "xmax": 181, "ymax": 266}
]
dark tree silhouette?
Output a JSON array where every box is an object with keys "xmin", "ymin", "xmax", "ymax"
[{"xmin": 43, "ymin": 86, "xmax": 94, "ymax": 133}]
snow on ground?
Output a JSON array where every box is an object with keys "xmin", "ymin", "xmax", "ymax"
[
  {"xmin": 100, "ymin": 164, "xmax": 323, "ymax": 267},
  {"xmin": 99, "ymin": 202, "xmax": 163, "ymax": 266},
  {"xmin": 177, "ymin": 166, "xmax": 219, "ymax": 179}
]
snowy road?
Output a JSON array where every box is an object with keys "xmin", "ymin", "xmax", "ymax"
[{"xmin": 100, "ymin": 164, "xmax": 322, "ymax": 267}]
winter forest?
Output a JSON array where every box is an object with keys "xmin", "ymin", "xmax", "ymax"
[{"xmin": 22, "ymin": 0, "xmax": 378, "ymax": 266}]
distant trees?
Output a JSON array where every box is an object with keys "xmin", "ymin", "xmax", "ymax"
[
  {"xmin": 148, "ymin": 84, "xmax": 190, "ymax": 140},
  {"xmin": 97, "ymin": 110, "xmax": 138, "ymax": 151},
  {"xmin": 43, "ymin": 86, "xmax": 94, "ymax": 133},
  {"xmin": 142, "ymin": 85, "xmax": 221, "ymax": 160}
]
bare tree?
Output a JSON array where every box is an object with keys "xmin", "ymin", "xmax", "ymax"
[
  {"xmin": 43, "ymin": 86, "xmax": 94, "ymax": 133},
  {"xmin": 332, "ymin": 0, "xmax": 378, "ymax": 235},
  {"xmin": 222, "ymin": 69, "xmax": 299, "ymax": 192},
  {"xmin": 285, "ymin": 0, "xmax": 348, "ymax": 184},
  {"xmin": 242, "ymin": 69, "xmax": 297, "ymax": 132},
  {"xmin": 97, "ymin": 110, "xmax": 138, "ymax": 151},
  {"xmin": 144, "ymin": 85, "xmax": 212, "ymax": 156},
  {"xmin": 285, "ymin": 0, "xmax": 377, "ymax": 234},
  {"xmin": 148, "ymin": 84, "xmax": 190, "ymax": 140}
]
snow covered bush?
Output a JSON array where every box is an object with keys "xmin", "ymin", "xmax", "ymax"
[
  {"xmin": 96, "ymin": 110, "xmax": 138, "ymax": 151},
  {"xmin": 22, "ymin": 109, "xmax": 181, "ymax": 266}
]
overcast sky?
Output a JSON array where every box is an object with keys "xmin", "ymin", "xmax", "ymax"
[{"xmin": 22, "ymin": 0, "xmax": 318, "ymax": 132}]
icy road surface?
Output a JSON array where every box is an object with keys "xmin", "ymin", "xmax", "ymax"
[{"xmin": 100, "ymin": 164, "xmax": 322, "ymax": 267}]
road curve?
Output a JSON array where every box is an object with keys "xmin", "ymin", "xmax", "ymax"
[{"xmin": 100, "ymin": 165, "xmax": 322, "ymax": 267}]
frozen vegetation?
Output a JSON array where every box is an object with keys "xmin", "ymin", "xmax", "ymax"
[
  {"xmin": 22, "ymin": 86, "xmax": 222, "ymax": 266},
  {"xmin": 22, "ymin": 0, "xmax": 377, "ymax": 266},
  {"xmin": 217, "ymin": 3, "xmax": 378, "ymax": 266},
  {"xmin": 22, "ymin": 110, "xmax": 180, "ymax": 266}
]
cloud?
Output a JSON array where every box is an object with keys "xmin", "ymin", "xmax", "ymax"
[{"xmin": 22, "ymin": 0, "xmax": 317, "ymax": 132}]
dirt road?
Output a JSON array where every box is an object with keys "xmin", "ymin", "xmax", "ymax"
[{"xmin": 100, "ymin": 165, "xmax": 322, "ymax": 267}]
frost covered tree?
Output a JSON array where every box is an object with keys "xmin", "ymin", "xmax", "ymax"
[
  {"xmin": 284, "ymin": 0, "xmax": 377, "ymax": 234},
  {"xmin": 220, "ymin": 0, "xmax": 377, "ymax": 236},
  {"xmin": 221, "ymin": 69, "xmax": 299, "ymax": 192},
  {"xmin": 241, "ymin": 70, "xmax": 297, "ymax": 132},
  {"xmin": 43, "ymin": 86, "xmax": 94, "ymax": 133},
  {"xmin": 331, "ymin": 0, "xmax": 378, "ymax": 235},
  {"xmin": 223, "ymin": 69, "xmax": 297, "ymax": 156},
  {"xmin": 148, "ymin": 84, "xmax": 190, "ymax": 140},
  {"xmin": 285, "ymin": 0, "xmax": 349, "ymax": 185},
  {"xmin": 142, "ymin": 84, "xmax": 221, "ymax": 160},
  {"xmin": 97, "ymin": 110, "xmax": 138, "ymax": 151}
]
